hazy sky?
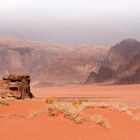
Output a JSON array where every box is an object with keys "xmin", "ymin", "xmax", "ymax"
[{"xmin": 0, "ymin": 0, "xmax": 140, "ymax": 45}]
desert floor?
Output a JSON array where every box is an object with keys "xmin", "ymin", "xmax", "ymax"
[
  {"xmin": 0, "ymin": 84, "xmax": 140, "ymax": 140},
  {"xmin": 32, "ymin": 84, "xmax": 140, "ymax": 107}
]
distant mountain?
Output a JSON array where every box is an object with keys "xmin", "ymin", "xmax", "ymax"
[
  {"xmin": 86, "ymin": 38, "xmax": 140, "ymax": 84},
  {"xmin": 115, "ymin": 52, "xmax": 140, "ymax": 84},
  {"xmin": 105, "ymin": 38, "xmax": 140, "ymax": 69},
  {"xmin": 0, "ymin": 36, "xmax": 109, "ymax": 87}
]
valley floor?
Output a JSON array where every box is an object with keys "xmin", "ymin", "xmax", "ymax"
[
  {"xmin": 32, "ymin": 84, "xmax": 140, "ymax": 107},
  {"xmin": 0, "ymin": 84, "xmax": 140, "ymax": 140}
]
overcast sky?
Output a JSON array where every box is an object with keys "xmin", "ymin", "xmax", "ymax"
[{"xmin": 0, "ymin": 0, "xmax": 140, "ymax": 45}]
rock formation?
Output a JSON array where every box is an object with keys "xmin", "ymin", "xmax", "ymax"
[
  {"xmin": 105, "ymin": 38, "xmax": 140, "ymax": 69},
  {"xmin": 98, "ymin": 66, "xmax": 114, "ymax": 81},
  {"xmin": 115, "ymin": 52, "xmax": 140, "ymax": 84},
  {"xmin": 86, "ymin": 39, "xmax": 140, "ymax": 85},
  {"xmin": 85, "ymin": 71, "xmax": 99, "ymax": 83},
  {"xmin": 0, "ymin": 73, "xmax": 33, "ymax": 99},
  {"xmin": 85, "ymin": 66, "xmax": 114, "ymax": 83}
]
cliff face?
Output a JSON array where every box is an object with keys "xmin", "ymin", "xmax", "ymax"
[
  {"xmin": 85, "ymin": 66, "xmax": 114, "ymax": 83},
  {"xmin": 2, "ymin": 36, "xmax": 140, "ymax": 86},
  {"xmin": 0, "ymin": 36, "xmax": 109, "ymax": 87},
  {"xmin": 116, "ymin": 67, "xmax": 140, "ymax": 84},
  {"xmin": 85, "ymin": 71, "xmax": 99, "ymax": 83},
  {"xmin": 115, "ymin": 52, "xmax": 140, "ymax": 84},
  {"xmin": 86, "ymin": 39, "xmax": 140, "ymax": 85},
  {"xmin": 105, "ymin": 38, "xmax": 140, "ymax": 69},
  {"xmin": 98, "ymin": 66, "xmax": 114, "ymax": 81}
]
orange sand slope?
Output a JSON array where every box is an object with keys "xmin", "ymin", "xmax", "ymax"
[
  {"xmin": 0, "ymin": 100, "xmax": 140, "ymax": 140},
  {"xmin": 32, "ymin": 84, "xmax": 140, "ymax": 107},
  {"xmin": 1, "ymin": 84, "xmax": 140, "ymax": 140}
]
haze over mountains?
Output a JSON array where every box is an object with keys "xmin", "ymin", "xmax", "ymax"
[
  {"xmin": 0, "ymin": 36, "xmax": 140, "ymax": 86},
  {"xmin": 0, "ymin": 36, "xmax": 109, "ymax": 87}
]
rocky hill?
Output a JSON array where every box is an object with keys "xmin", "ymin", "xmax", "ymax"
[
  {"xmin": 86, "ymin": 66, "xmax": 114, "ymax": 83},
  {"xmin": 0, "ymin": 36, "xmax": 109, "ymax": 87},
  {"xmin": 115, "ymin": 52, "xmax": 140, "ymax": 84},
  {"xmin": 86, "ymin": 38, "xmax": 140, "ymax": 84},
  {"xmin": 105, "ymin": 38, "xmax": 140, "ymax": 69},
  {"xmin": 2, "ymin": 36, "xmax": 140, "ymax": 86}
]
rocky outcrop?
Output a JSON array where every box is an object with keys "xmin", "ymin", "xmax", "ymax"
[
  {"xmin": 116, "ymin": 67, "xmax": 140, "ymax": 84},
  {"xmin": 86, "ymin": 39, "xmax": 140, "ymax": 85},
  {"xmin": 85, "ymin": 66, "xmax": 114, "ymax": 83},
  {"xmin": 0, "ymin": 73, "xmax": 33, "ymax": 99},
  {"xmin": 115, "ymin": 52, "xmax": 140, "ymax": 84},
  {"xmin": 98, "ymin": 66, "xmax": 114, "ymax": 81},
  {"xmin": 105, "ymin": 38, "xmax": 140, "ymax": 69},
  {"xmin": 85, "ymin": 71, "xmax": 99, "ymax": 83}
]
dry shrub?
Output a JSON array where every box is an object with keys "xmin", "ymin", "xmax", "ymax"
[
  {"xmin": 112, "ymin": 104, "xmax": 129, "ymax": 112},
  {"xmin": 72, "ymin": 98, "xmax": 89, "ymax": 105},
  {"xmin": 63, "ymin": 107, "xmax": 84, "ymax": 124},
  {"xmin": 45, "ymin": 101, "xmax": 112, "ymax": 125},
  {"xmin": 0, "ymin": 98, "xmax": 9, "ymax": 106},
  {"xmin": 90, "ymin": 115, "xmax": 111, "ymax": 129},
  {"xmin": 87, "ymin": 102, "xmax": 133, "ymax": 117},
  {"xmin": 45, "ymin": 103, "xmax": 85, "ymax": 124},
  {"xmin": 110, "ymin": 103, "xmax": 133, "ymax": 117},
  {"xmin": 45, "ymin": 101, "xmax": 134, "ymax": 126},
  {"xmin": 46, "ymin": 104, "xmax": 59, "ymax": 117},
  {"xmin": 45, "ymin": 97, "xmax": 55, "ymax": 104},
  {"xmin": 55, "ymin": 103, "xmax": 85, "ymax": 124},
  {"xmin": 55, "ymin": 103, "xmax": 71, "ymax": 113}
]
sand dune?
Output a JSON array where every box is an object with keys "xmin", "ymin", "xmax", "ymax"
[
  {"xmin": 0, "ymin": 84, "xmax": 140, "ymax": 140},
  {"xmin": 0, "ymin": 98, "xmax": 140, "ymax": 140}
]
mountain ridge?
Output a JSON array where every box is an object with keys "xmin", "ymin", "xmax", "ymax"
[
  {"xmin": 0, "ymin": 36, "xmax": 109, "ymax": 87},
  {"xmin": 86, "ymin": 38, "xmax": 140, "ymax": 84}
]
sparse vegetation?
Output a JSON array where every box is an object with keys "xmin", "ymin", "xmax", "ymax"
[
  {"xmin": 44, "ymin": 100, "xmax": 135, "ymax": 125},
  {"xmin": 72, "ymin": 98, "xmax": 89, "ymax": 105},
  {"xmin": 80, "ymin": 102, "xmax": 134, "ymax": 117},
  {"xmin": 90, "ymin": 115, "xmax": 111, "ymax": 129},
  {"xmin": 111, "ymin": 104, "xmax": 129, "ymax": 112},
  {"xmin": 63, "ymin": 107, "xmax": 84, "ymax": 124},
  {"xmin": 11, "ymin": 97, "xmax": 138, "ymax": 129},
  {"xmin": 109, "ymin": 103, "xmax": 133, "ymax": 117},
  {"xmin": 0, "ymin": 98, "xmax": 9, "ymax": 106},
  {"xmin": 46, "ymin": 104, "xmax": 59, "ymax": 117},
  {"xmin": 45, "ymin": 97, "xmax": 55, "ymax": 104},
  {"xmin": 45, "ymin": 102, "xmax": 85, "ymax": 124}
]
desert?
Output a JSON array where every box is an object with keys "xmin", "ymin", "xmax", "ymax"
[
  {"xmin": 0, "ymin": 37, "xmax": 140, "ymax": 140},
  {"xmin": 0, "ymin": 84, "xmax": 140, "ymax": 140},
  {"xmin": 1, "ymin": 1, "xmax": 140, "ymax": 139}
]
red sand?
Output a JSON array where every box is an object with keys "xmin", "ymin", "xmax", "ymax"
[
  {"xmin": 1, "ymin": 84, "xmax": 140, "ymax": 140},
  {"xmin": 32, "ymin": 84, "xmax": 140, "ymax": 107},
  {"xmin": 0, "ymin": 100, "xmax": 140, "ymax": 140}
]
